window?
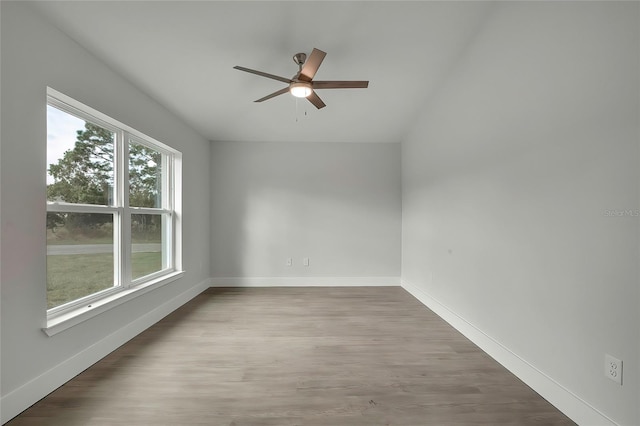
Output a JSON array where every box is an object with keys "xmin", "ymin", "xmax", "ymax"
[{"xmin": 46, "ymin": 88, "xmax": 182, "ymax": 323}]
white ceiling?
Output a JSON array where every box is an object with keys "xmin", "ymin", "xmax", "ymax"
[{"xmin": 30, "ymin": 1, "xmax": 494, "ymax": 144}]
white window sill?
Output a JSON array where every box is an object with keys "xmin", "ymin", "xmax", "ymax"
[{"xmin": 43, "ymin": 271, "xmax": 185, "ymax": 337}]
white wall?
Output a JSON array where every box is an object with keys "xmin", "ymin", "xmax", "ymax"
[
  {"xmin": 401, "ymin": 2, "xmax": 639, "ymax": 425},
  {"xmin": 0, "ymin": 2, "xmax": 211, "ymax": 422},
  {"xmin": 210, "ymin": 141, "xmax": 401, "ymax": 284}
]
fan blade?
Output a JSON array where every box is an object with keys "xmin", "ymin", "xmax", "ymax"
[
  {"xmin": 306, "ymin": 91, "xmax": 326, "ymax": 109},
  {"xmin": 298, "ymin": 48, "xmax": 326, "ymax": 82},
  {"xmin": 233, "ymin": 66, "xmax": 292, "ymax": 84},
  {"xmin": 254, "ymin": 87, "xmax": 289, "ymax": 103},
  {"xmin": 313, "ymin": 81, "xmax": 369, "ymax": 89}
]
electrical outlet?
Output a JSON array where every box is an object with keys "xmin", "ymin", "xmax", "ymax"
[
  {"xmin": 605, "ymin": 354, "xmax": 623, "ymax": 385},
  {"xmin": 286, "ymin": 257, "xmax": 292, "ymax": 267},
  {"xmin": 303, "ymin": 257, "xmax": 310, "ymax": 266}
]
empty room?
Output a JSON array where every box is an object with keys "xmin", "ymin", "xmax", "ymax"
[{"xmin": 1, "ymin": 1, "xmax": 638, "ymax": 425}]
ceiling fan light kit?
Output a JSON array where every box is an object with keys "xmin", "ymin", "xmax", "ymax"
[
  {"xmin": 289, "ymin": 81, "xmax": 313, "ymax": 98},
  {"xmin": 233, "ymin": 48, "xmax": 369, "ymax": 109}
]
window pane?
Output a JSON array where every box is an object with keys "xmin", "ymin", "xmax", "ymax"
[
  {"xmin": 131, "ymin": 213, "xmax": 167, "ymax": 280},
  {"xmin": 47, "ymin": 105, "xmax": 115, "ymax": 205},
  {"xmin": 129, "ymin": 141, "xmax": 162, "ymax": 208},
  {"xmin": 46, "ymin": 213, "xmax": 115, "ymax": 309}
]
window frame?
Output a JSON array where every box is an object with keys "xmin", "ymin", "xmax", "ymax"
[{"xmin": 45, "ymin": 88, "xmax": 183, "ymax": 334}]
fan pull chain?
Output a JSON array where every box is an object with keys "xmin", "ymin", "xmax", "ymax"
[{"xmin": 294, "ymin": 98, "xmax": 309, "ymax": 122}]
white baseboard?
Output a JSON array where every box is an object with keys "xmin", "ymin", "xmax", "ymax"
[
  {"xmin": 401, "ymin": 279, "xmax": 618, "ymax": 426},
  {"xmin": 0, "ymin": 278, "xmax": 211, "ymax": 425},
  {"xmin": 210, "ymin": 276, "xmax": 400, "ymax": 287}
]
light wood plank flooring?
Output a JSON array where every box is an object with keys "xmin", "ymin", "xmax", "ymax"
[{"xmin": 8, "ymin": 287, "xmax": 575, "ymax": 425}]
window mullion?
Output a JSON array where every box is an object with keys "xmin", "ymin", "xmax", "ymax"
[
  {"xmin": 166, "ymin": 154, "xmax": 174, "ymax": 270},
  {"xmin": 159, "ymin": 154, "xmax": 168, "ymax": 270},
  {"xmin": 117, "ymin": 131, "xmax": 132, "ymax": 290}
]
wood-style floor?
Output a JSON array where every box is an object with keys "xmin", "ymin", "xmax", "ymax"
[{"xmin": 8, "ymin": 287, "xmax": 575, "ymax": 425}]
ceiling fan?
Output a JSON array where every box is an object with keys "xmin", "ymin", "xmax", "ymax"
[{"xmin": 233, "ymin": 48, "xmax": 369, "ymax": 109}]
